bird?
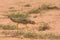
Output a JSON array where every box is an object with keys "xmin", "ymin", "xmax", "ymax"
[{"xmin": 5, "ymin": 13, "xmax": 35, "ymax": 32}]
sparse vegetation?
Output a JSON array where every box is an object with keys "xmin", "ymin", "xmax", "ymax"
[
  {"xmin": 2, "ymin": 31, "xmax": 60, "ymax": 39},
  {"xmin": 23, "ymin": 32, "xmax": 37, "ymax": 38},
  {"xmin": 38, "ymin": 33, "xmax": 60, "ymax": 39},
  {"xmin": 27, "ymin": 4, "xmax": 60, "ymax": 15},
  {"xmin": 9, "ymin": 7, "xmax": 15, "ymax": 9},
  {"xmin": 8, "ymin": 7, "xmax": 18, "ymax": 12},
  {"xmin": 40, "ymin": 4, "xmax": 50, "ymax": 10},
  {"xmin": 33, "ymin": 16, "xmax": 37, "ymax": 18},
  {"xmin": 12, "ymin": 31, "xmax": 24, "ymax": 38},
  {"xmin": 7, "ymin": 13, "xmax": 29, "ymax": 19},
  {"xmin": 0, "ymin": 24, "xmax": 17, "ymax": 30},
  {"xmin": 41, "ymin": 4, "xmax": 60, "ymax": 10},
  {"xmin": 2, "ymin": 31, "xmax": 10, "ymax": 37},
  {"xmin": 1, "ymin": 29, "xmax": 60, "ymax": 39},
  {"xmin": 24, "ymin": 4, "xmax": 31, "ymax": 7},
  {"xmin": 28, "ymin": 7, "xmax": 41, "ymax": 14},
  {"xmin": 37, "ymin": 22, "xmax": 50, "ymax": 31}
]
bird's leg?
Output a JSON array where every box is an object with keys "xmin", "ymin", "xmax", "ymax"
[
  {"xmin": 16, "ymin": 23, "xmax": 19, "ymax": 32},
  {"xmin": 25, "ymin": 24, "xmax": 30, "ymax": 32},
  {"xmin": 25, "ymin": 24, "xmax": 28, "ymax": 30},
  {"xmin": 32, "ymin": 22, "xmax": 39, "ymax": 32},
  {"xmin": 34, "ymin": 21, "xmax": 39, "ymax": 26},
  {"xmin": 25, "ymin": 24, "xmax": 33, "ymax": 33}
]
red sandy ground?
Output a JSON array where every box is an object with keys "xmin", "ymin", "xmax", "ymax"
[{"xmin": 0, "ymin": 0, "xmax": 60, "ymax": 40}]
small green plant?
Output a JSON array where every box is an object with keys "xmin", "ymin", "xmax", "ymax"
[
  {"xmin": 24, "ymin": 4, "xmax": 31, "ymax": 7},
  {"xmin": 12, "ymin": 31, "xmax": 24, "ymax": 38},
  {"xmin": 52, "ymin": 35, "xmax": 60, "ymax": 39},
  {"xmin": 37, "ymin": 22, "xmax": 50, "ymax": 31},
  {"xmin": 0, "ymin": 24, "xmax": 17, "ymax": 30},
  {"xmin": 8, "ymin": 7, "xmax": 18, "ymax": 12},
  {"xmin": 33, "ymin": 16, "xmax": 37, "ymax": 18},
  {"xmin": 2, "ymin": 31, "xmax": 10, "ymax": 37},
  {"xmin": 28, "ymin": 7, "xmax": 41, "ymax": 14},
  {"xmin": 23, "ymin": 32, "xmax": 37, "ymax": 38},
  {"xmin": 7, "ymin": 13, "xmax": 29, "ymax": 18},
  {"xmin": 38, "ymin": 33, "xmax": 54, "ymax": 39},
  {"xmin": 41, "ymin": 4, "xmax": 50, "ymax": 10},
  {"xmin": 9, "ymin": 7, "xmax": 15, "ymax": 9},
  {"xmin": 2, "ymin": 30, "xmax": 60, "ymax": 39},
  {"xmin": 38, "ymin": 32, "xmax": 60, "ymax": 39},
  {"xmin": 41, "ymin": 4, "xmax": 60, "ymax": 10}
]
